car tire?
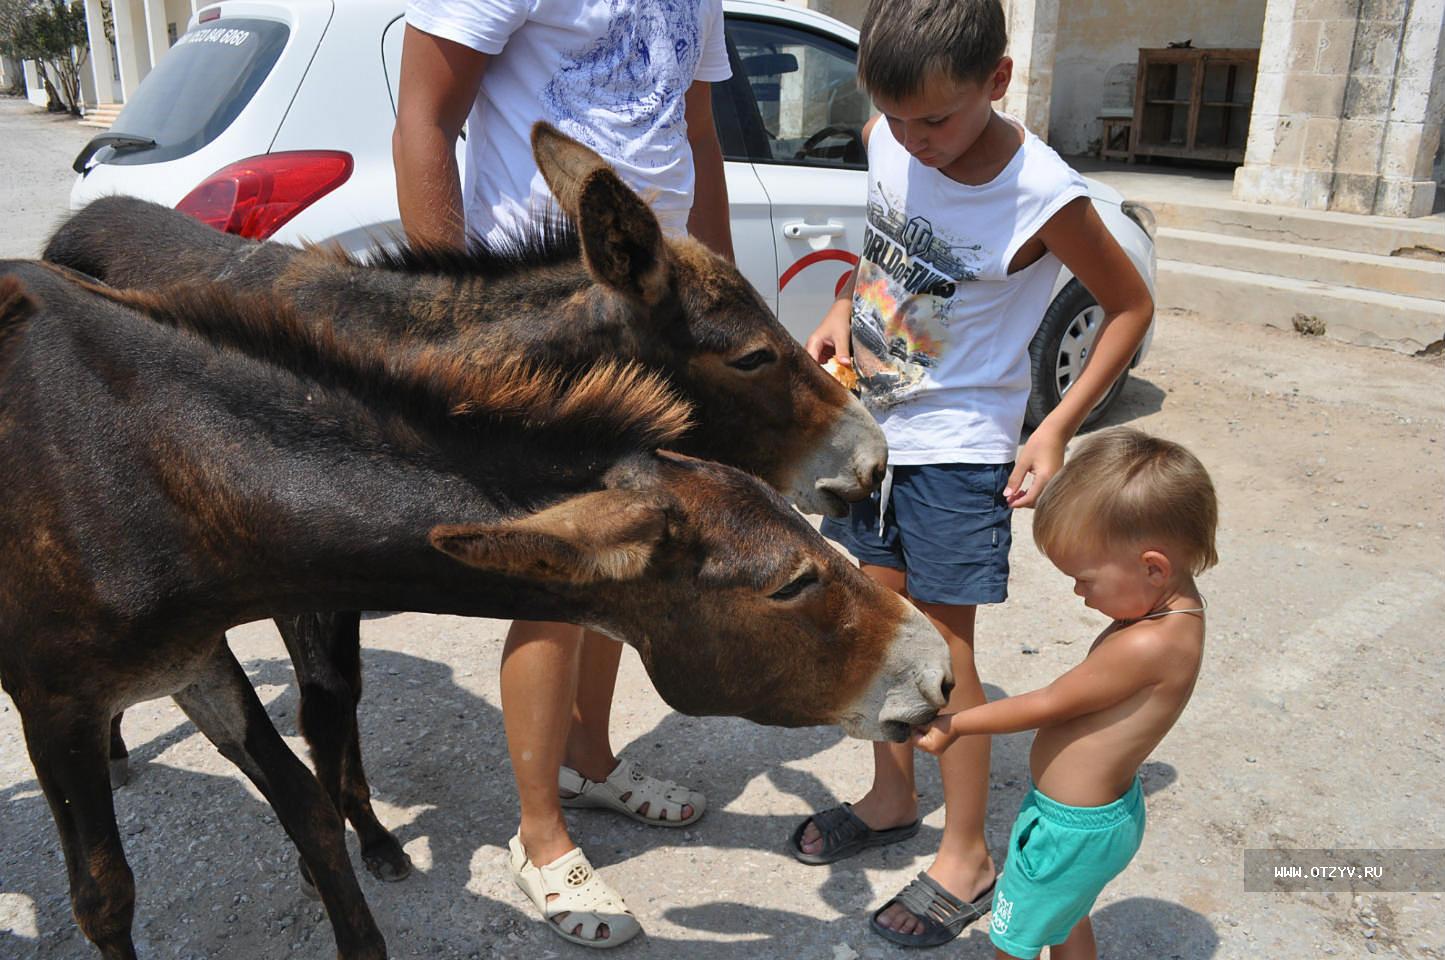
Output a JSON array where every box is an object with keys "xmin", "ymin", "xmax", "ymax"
[{"xmin": 1025, "ymin": 279, "xmax": 1131, "ymax": 431}]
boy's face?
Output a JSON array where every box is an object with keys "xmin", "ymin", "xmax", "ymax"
[
  {"xmin": 1049, "ymin": 541, "xmax": 1174, "ymax": 622},
  {"xmin": 871, "ymin": 60, "xmax": 1012, "ymax": 171}
]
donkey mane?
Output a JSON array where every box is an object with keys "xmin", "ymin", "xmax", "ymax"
[
  {"xmin": 65, "ymin": 272, "xmax": 692, "ymax": 452},
  {"xmin": 326, "ymin": 216, "xmax": 583, "ymax": 280}
]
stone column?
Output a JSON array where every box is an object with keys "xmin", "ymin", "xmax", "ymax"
[
  {"xmin": 142, "ymin": 0, "xmax": 170, "ymax": 72},
  {"xmin": 82, "ymin": 0, "xmax": 117, "ymax": 104},
  {"xmin": 110, "ymin": 0, "xmax": 150, "ymax": 101},
  {"xmin": 1235, "ymin": 0, "xmax": 1444, "ymax": 218},
  {"xmin": 999, "ymin": 0, "xmax": 1060, "ymax": 139},
  {"xmin": 1373, "ymin": 0, "xmax": 1444, "ymax": 217}
]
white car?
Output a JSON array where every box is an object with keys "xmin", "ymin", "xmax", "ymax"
[{"xmin": 70, "ymin": 0, "xmax": 1157, "ymax": 426}]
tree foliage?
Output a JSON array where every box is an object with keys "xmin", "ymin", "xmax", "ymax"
[{"xmin": 1, "ymin": 0, "xmax": 90, "ymax": 114}]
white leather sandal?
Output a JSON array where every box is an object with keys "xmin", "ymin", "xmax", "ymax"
[
  {"xmin": 559, "ymin": 757, "xmax": 706, "ymax": 827},
  {"xmin": 508, "ymin": 834, "xmax": 641, "ymax": 948}
]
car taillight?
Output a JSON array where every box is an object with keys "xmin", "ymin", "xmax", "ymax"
[{"xmin": 176, "ymin": 151, "xmax": 353, "ymax": 239}]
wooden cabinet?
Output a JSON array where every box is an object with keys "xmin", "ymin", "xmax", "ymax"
[{"xmin": 1129, "ymin": 47, "xmax": 1258, "ymax": 163}]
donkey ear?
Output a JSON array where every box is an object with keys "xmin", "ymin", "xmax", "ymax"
[
  {"xmin": 0, "ymin": 277, "xmax": 38, "ymax": 325},
  {"xmin": 531, "ymin": 122, "xmax": 669, "ymax": 304},
  {"xmin": 430, "ymin": 489, "xmax": 670, "ymax": 584},
  {"xmin": 531, "ymin": 121, "xmax": 609, "ymax": 214}
]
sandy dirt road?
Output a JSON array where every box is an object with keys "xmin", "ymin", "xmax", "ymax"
[{"xmin": 1, "ymin": 95, "xmax": 1443, "ymax": 959}]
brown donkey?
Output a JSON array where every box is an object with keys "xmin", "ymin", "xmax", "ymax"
[
  {"xmin": 45, "ymin": 123, "xmax": 890, "ymax": 885},
  {"xmin": 0, "ymin": 262, "xmax": 950, "ymax": 959}
]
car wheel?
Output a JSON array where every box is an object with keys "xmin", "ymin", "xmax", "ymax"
[{"xmin": 1025, "ymin": 279, "xmax": 1130, "ymax": 431}]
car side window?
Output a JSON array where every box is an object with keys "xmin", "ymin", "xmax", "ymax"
[{"xmin": 723, "ymin": 17, "xmax": 870, "ymax": 169}]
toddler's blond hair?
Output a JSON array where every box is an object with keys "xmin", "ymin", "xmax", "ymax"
[{"xmin": 1034, "ymin": 427, "xmax": 1218, "ymax": 575}]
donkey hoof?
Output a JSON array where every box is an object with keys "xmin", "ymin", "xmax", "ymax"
[
  {"xmin": 108, "ymin": 756, "xmax": 130, "ymax": 789},
  {"xmin": 363, "ymin": 845, "xmax": 413, "ymax": 883}
]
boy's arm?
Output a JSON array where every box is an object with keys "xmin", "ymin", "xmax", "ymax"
[
  {"xmin": 1004, "ymin": 197, "xmax": 1154, "ymax": 508},
  {"xmin": 392, "ymin": 25, "xmax": 491, "ymax": 251},
  {"xmin": 804, "ymin": 115, "xmax": 880, "ymax": 365},
  {"xmin": 911, "ymin": 629, "xmax": 1170, "ymax": 754},
  {"xmin": 684, "ymin": 80, "xmax": 734, "ymax": 262}
]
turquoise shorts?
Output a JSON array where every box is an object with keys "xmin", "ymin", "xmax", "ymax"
[{"xmin": 989, "ymin": 778, "xmax": 1146, "ymax": 958}]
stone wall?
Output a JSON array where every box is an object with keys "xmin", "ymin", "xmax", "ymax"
[
  {"xmin": 1234, "ymin": 0, "xmax": 1445, "ymax": 217},
  {"xmin": 1048, "ymin": 0, "xmax": 1268, "ymax": 156}
]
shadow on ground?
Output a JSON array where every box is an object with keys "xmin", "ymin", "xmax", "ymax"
[{"xmin": 1, "ymin": 628, "xmax": 1213, "ymax": 958}]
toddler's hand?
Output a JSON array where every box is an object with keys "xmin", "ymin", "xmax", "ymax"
[{"xmin": 908, "ymin": 715, "xmax": 957, "ymax": 755}]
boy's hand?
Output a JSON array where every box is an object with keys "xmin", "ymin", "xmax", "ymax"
[
  {"xmin": 908, "ymin": 714, "xmax": 959, "ymax": 755},
  {"xmin": 1005, "ymin": 426, "xmax": 1067, "ymax": 508},
  {"xmin": 805, "ymin": 303, "xmax": 853, "ymax": 367}
]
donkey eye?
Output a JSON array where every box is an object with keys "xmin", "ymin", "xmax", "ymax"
[
  {"xmin": 728, "ymin": 348, "xmax": 776, "ymax": 371},
  {"xmin": 769, "ymin": 570, "xmax": 819, "ymax": 601}
]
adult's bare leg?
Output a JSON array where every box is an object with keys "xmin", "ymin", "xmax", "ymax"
[
  {"xmin": 503, "ymin": 619, "xmax": 615, "ymax": 942},
  {"xmin": 562, "ymin": 629, "xmax": 696, "ymax": 822}
]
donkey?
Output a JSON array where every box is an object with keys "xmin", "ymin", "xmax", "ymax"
[
  {"xmin": 0, "ymin": 261, "xmax": 950, "ymax": 960},
  {"xmin": 44, "ymin": 123, "xmax": 889, "ymax": 885}
]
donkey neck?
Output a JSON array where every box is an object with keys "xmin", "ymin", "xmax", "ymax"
[{"xmin": 24, "ymin": 278, "xmax": 676, "ymax": 638}]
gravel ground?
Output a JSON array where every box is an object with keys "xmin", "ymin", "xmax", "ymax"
[{"xmin": 2, "ymin": 94, "xmax": 1443, "ymax": 959}]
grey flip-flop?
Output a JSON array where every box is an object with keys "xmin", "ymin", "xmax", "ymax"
[
  {"xmin": 789, "ymin": 803, "xmax": 919, "ymax": 865},
  {"xmin": 868, "ymin": 871, "xmax": 996, "ymax": 947}
]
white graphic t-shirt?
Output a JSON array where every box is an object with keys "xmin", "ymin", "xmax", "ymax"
[
  {"xmin": 850, "ymin": 116, "xmax": 1089, "ymax": 465},
  {"xmin": 405, "ymin": 0, "xmax": 730, "ymax": 241}
]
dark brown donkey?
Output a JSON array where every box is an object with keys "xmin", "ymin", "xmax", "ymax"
[
  {"xmin": 0, "ymin": 262, "xmax": 950, "ymax": 960},
  {"xmin": 44, "ymin": 123, "xmax": 890, "ymax": 885}
]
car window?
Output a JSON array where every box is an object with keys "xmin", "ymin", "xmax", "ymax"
[
  {"xmin": 724, "ymin": 17, "xmax": 869, "ymax": 169},
  {"xmin": 102, "ymin": 18, "xmax": 290, "ymax": 166}
]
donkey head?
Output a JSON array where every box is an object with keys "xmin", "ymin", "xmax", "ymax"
[
  {"xmin": 431, "ymin": 452, "xmax": 952, "ymax": 741},
  {"xmin": 532, "ymin": 123, "xmax": 887, "ymax": 517}
]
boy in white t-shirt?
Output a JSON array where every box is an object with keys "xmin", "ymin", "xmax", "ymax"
[
  {"xmin": 393, "ymin": 1, "xmax": 732, "ymax": 948},
  {"xmin": 797, "ymin": 0, "xmax": 1155, "ymax": 948}
]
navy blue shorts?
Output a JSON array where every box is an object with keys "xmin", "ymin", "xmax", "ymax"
[{"xmin": 820, "ymin": 462, "xmax": 1013, "ymax": 607}]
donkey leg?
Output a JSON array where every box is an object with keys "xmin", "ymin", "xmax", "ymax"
[
  {"xmin": 172, "ymin": 641, "xmax": 387, "ymax": 960},
  {"xmin": 277, "ymin": 612, "xmax": 410, "ymax": 884},
  {"xmin": 329, "ymin": 613, "xmax": 411, "ymax": 882},
  {"xmin": 21, "ymin": 702, "xmax": 138, "ymax": 960},
  {"xmin": 108, "ymin": 713, "xmax": 129, "ymax": 789}
]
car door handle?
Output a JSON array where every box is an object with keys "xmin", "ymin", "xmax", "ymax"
[{"xmin": 782, "ymin": 219, "xmax": 845, "ymax": 239}]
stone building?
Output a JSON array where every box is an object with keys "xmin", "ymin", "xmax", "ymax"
[{"xmin": 788, "ymin": 0, "xmax": 1444, "ymax": 218}]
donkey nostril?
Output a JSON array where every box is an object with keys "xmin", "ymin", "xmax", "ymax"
[
  {"xmin": 870, "ymin": 462, "xmax": 887, "ymax": 487},
  {"xmin": 939, "ymin": 678, "xmax": 956, "ymax": 705}
]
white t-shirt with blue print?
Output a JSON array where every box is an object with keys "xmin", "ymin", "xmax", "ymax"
[{"xmin": 406, "ymin": 0, "xmax": 731, "ymax": 241}]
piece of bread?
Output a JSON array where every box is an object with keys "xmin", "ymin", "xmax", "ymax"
[{"xmin": 823, "ymin": 357, "xmax": 858, "ymax": 392}]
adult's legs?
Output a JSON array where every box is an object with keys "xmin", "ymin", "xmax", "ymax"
[
  {"xmin": 562, "ymin": 629, "xmax": 696, "ymax": 822},
  {"xmin": 503, "ymin": 619, "xmax": 619, "ymax": 942}
]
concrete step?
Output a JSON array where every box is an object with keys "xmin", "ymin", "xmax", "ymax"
[
  {"xmin": 1157, "ymin": 227, "xmax": 1445, "ymax": 301},
  {"xmin": 79, "ymin": 103, "xmax": 122, "ymax": 129},
  {"xmin": 1147, "ymin": 197, "xmax": 1445, "ymax": 259},
  {"xmin": 1157, "ymin": 259, "xmax": 1444, "ymax": 355}
]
